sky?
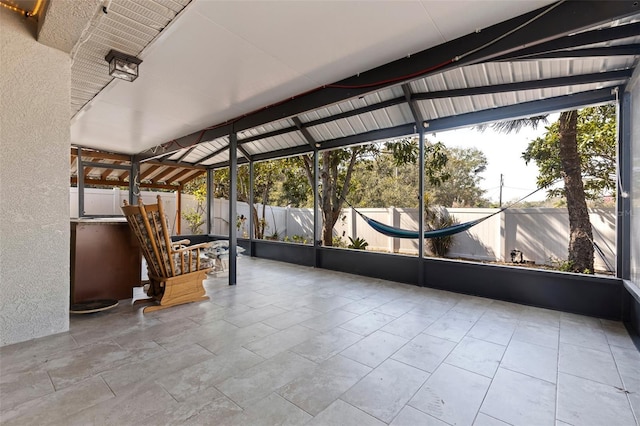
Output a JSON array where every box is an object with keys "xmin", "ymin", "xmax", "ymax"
[{"xmin": 432, "ymin": 113, "xmax": 560, "ymax": 204}]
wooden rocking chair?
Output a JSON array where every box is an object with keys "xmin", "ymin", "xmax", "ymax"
[{"xmin": 122, "ymin": 195, "xmax": 213, "ymax": 313}]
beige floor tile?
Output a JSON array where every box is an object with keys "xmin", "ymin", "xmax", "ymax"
[
  {"xmin": 1, "ymin": 258, "xmax": 637, "ymax": 426},
  {"xmin": 299, "ymin": 309, "xmax": 358, "ymax": 332},
  {"xmin": 467, "ymin": 317, "xmax": 516, "ymax": 346},
  {"xmin": 512, "ymin": 322, "xmax": 559, "ymax": 349},
  {"xmin": 444, "ymin": 336, "xmax": 506, "ymax": 378},
  {"xmin": 307, "ymin": 399, "xmax": 386, "ymax": 426},
  {"xmin": 139, "ymin": 394, "xmax": 242, "ymax": 426},
  {"xmin": 0, "ymin": 369, "xmax": 54, "ymax": 412},
  {"xmin": 481, "ymin": 368, "xmax": 556, "ymax": 425},
  {"xmin": 63, "ymin": 383, "xmax": 177, "ymax": 426},
  {"xmin": 381, "ymin": 313, "xmax": 437, "ymax": 339},
  {"xmin": 391, "ymin": 333, "xmax": 456, "ymax": 373},
  {"xmin": 0, "ymin": 376, "xmax": 114, "ymax": 426},
  {"xmin": 559, "ymin": 343, "xmax": 622, "ymax": 387},
  {"xmin": 390, "ymin": 406, "xmax": 449, "ymax": 425},
  {"xmin": 340, "ymin": 330, "xmax": 408, "ymax": 368},
  {"xmin": 224, "ymin": 305, "xmax": 288, "ymax": 327},
  {"xmin": 342, "ymin": 358, "xmax": 429, "ymax": 423},
  {"xmin": 409, "ymin": 363, "xmax": 491, "ymax": 426},
  {"xmin": 156, "ymin": 347, "xmax": 263, "ymax": 401},
  {"xmin": 198, "ymin": 322, "xmax": 278, "ymax": 354},
  {"xmin": 100, "ymin": 343, "xmax": 214, "ymax": 395},
  {"xmin": 47, "ymin": 340, "xmax": 166, "ymax": 390},
  {"xmin": 278, "ymin": 355, "xmax": 371, "ymax": 416},
  {"xmin": 473, "ymin": 412, "xmax": 511, "ymax": 425},
  {"xmin": 217, "ymin": 351, "xmax": 316, "ymax": 407},
  {"xmin": 423, "ymin": 310, "xmax": 479, "ymax": 342},
  {"xmin": 290, "ymin": 327, "xmax": 363, "ymax": 363},
  {"xmin": 262, "ymin": 307, "xmax": 323, "ymax": 330},
  {"xmin": 220, "ymin": 393, "xmax": 312, "ymax": 426},
  {"xmin": 501, "ymin": 339, "xmax": 558, "ymax": 383},
  {"xmin": 243, "ymin": 324, "xmax": 320, "ymax": 358},
  {"xmin": 557, "ymin": 372, "xmax": 636, "ymax": 426},
  {"xmin": 339, "ymin": 310, "xmax": 397, "ymax": 336}
]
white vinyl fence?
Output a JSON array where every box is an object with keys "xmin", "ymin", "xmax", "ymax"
[{"xmin": 71, "ymin": 188, "xmax": 616, "ymax": 271}]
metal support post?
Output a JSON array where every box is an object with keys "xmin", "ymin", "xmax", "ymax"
[
  {"xmin": 248, "ymin": 159, "xmax": 255, "ymax": 255},
  {"xmin": 206, "ymin": 168, "xmax": 213, "ymax": 235},
  {"xmin": 78, "ymin": 147, "xmax": 85, "ymax": 217},
  {"xmin": 229, "ymin": 132, "xmax": 238, "ymax": 285},
  {"xmin": 129, "ymin": 158, "xmax": 140, "ymax": 206},
  {"xmin": 418, "ymin": 129, "xmax": 425, "ymax": 286},
  {"xmin": 617, "ymin": 90, "xmax": 631, "ymax": 279},
  {"xmin": 313, "ymin": 149, "xmax": 320, "ymax": 267}
]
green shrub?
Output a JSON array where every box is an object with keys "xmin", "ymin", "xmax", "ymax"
[
  {"xmin": 348, "ymin": 237, "xmax": 369, "ymax": 250},
  {"xmin": 332, "ymin": 236, "xmax": 348, "ymax": 248},
  {"xmin": 425, "ymin": 206, "xmax": 458, "ymax": 257}
]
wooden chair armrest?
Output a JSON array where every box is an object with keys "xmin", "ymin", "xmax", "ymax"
[{"xmin": 172, "ymin": 242, "xmax": 212, "ymax": 253}]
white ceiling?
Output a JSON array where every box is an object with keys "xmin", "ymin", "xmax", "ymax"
[{"xmin": 70, "ymin": 0, "xmax": 554, "ymax": 155}]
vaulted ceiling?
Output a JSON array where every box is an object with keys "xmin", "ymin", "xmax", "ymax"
[{"xmin": 62, "ymin": 0, "xmax": 639, "ymax": 170}]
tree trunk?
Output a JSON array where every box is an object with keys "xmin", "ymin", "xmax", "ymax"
[{"xmin": 558, "ymin": 110, "xmax": 594, "ymax": 273}]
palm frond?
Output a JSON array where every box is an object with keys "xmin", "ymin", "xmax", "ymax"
[{"xmin": 473, "ymin": 115, "xmax": 549, "ymax": 134}]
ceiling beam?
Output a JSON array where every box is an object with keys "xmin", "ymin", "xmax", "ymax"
[
  {"xmin": 402, "ymin": 84, "xmax": 424, "ymax": 123},
  {"xmin": 422, "ymin": 86, "xmax": 619, "ymax": 133},
  {"xmin": 302, "ymin": 97, "xmax": 406, "ymax": 128},
  {"xmin": 135, "ymin": 125, "xmax": 232, "ymax": 162},
  {"xmin": 175, "ymin": 146, "xmax": 197, "ymax": 163},
  {"xmin": 146, "ymin": 160, "xmax": 206, "ymax": 170},
  {"xmin": 166, "ymin": 168, "xmax": 194, "ymax": 184},
  {"xmin": 492, "ymin": 21, "xmax": 640, "ymax": 62},
  {"xmin": 101, "ymin": 160, "xmax": 122, "ymax": 179},
  {"xmin": 411, "ymin": 69, "xmax": 633, "ymax": 100},
  {"xmin": 237, "ymin": 145, "xmax": 253, "ymax": 161},
  {"xmin": 71, "ymin": 148, "xmax": 130, "ymax": 162},
  {"xmin": 196, "ymin": 145, "xmax": 229, "ymax": 165},
  {"xmin": 71, "ymin": 177, "xmax": 180, "ymax": 191},
  {"xmin": 503, "ymin": 45, "xmax": 640, "ymax": 60},
  {"xmin": 292, "ymin": 117, "xmax": 318, "ymax": 149},
  {"xmin": 81, "ymin": 161, "xmax": 130, "ymax": 170},
  {"xmin": 140, "ymin": 164, "xmax": 162, "ymax": 180},
  {"xmin": 319, "ymin": 124, "xmax": 417, "ymax": 152},
  {"xmin": 252, "ymin": 144, "xmax": 313, "ymax": 162},
  {"xmin": 134, "ymin": 1, "xmax": 638, "ymax": 162},
  {"xmin": 238, "ymin": 126, "xmax": 297, "ymax": 146},
  {"xmin": 179, "ymin": 170, "xmax": 207, "ymax": 185},
  {"xmin": 150, "ymin": 167, "xmax": 178, "ymax": 183},
  {"xmin": 213, "ymin": 86, "xmax": 620, "ymax": 167}
]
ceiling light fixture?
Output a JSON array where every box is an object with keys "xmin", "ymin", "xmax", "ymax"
[{"xmin": 105, "ymin": 50, "xmax": 142, "ymax": 82}]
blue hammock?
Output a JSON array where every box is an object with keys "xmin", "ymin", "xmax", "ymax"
[
  {"xmin": 356, "ymin": 212, "xmax": 497, "ymax": 239},
  {"xmin": 343, "ymin": 185, "xmax": 548, "ymax": 239}
]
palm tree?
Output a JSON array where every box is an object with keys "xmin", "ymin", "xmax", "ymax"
[
  {"xmin": 480, "ymin": 113, "xmax": 594, "ymax": 273},
  {"xmin": 557, "ymin": 110, "xmax": 594, "ymax": 273}
]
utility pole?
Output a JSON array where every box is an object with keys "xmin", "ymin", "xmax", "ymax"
[{"xmin": 499, "ymin": 173, "xmax": 504, "ymax": 207}]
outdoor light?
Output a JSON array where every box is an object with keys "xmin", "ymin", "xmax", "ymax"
[{"xmin": 105, "ymin": 50, "xmax": 142, "ymax": 82}]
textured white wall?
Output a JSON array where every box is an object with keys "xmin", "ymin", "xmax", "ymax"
[{"xmin": 0, "ymin": 9, "xmax": 71, "ymax": 346}]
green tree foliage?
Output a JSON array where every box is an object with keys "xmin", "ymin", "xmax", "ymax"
[
  {"xmin": 351, "ymin": 142, "xmax": 487, "ymax": 208},
  {"xmin": 182, "ymin": 177, "xmax": 207, "ymax": 234},
  {"xmin": 522, "ymin": 105, "xmax": 617, "ymax": 199},
  {"xmin": 520, "ymin": 106, "xmax": 617, "ymax": 274},
  {"xmin": 212, "ymin": 158, "xmax": 305, "ymax": 239},
  {"xmin": 427, "ymin": 147, "xmax": 488, "ymax": 207},
  {"xmin": 298, "ymin": 138, "xmax": 451, "ymax": 245}
]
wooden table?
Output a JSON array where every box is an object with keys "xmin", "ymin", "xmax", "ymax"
[{"xmin": 70, "ymin": 218, "xmax": 141, "ymax": 303}]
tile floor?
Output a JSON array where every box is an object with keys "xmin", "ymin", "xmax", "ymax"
[{"xmin": 1, "ymin": 257, "xmax": 639, "ymax": 425}]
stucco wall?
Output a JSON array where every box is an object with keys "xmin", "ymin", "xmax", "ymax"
[{"xmin": 0, "ymin": 9, "xmax": 70, "ymax": 346}]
